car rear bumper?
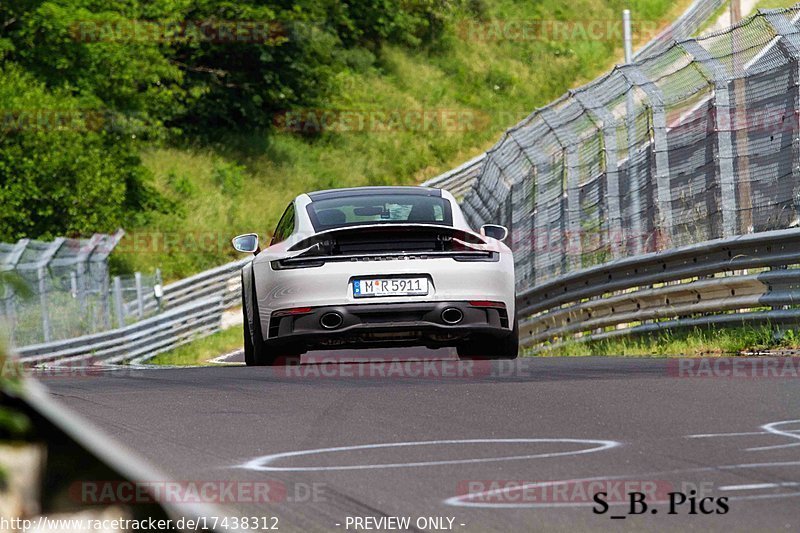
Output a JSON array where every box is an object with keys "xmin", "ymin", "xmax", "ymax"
[
  {"xmin": 251, "ymin": 253, "xmax": 516, "ymax": 341},
  {"xmin": 267, "ymin": 300, "xmax": 511, "ymax": 350}
]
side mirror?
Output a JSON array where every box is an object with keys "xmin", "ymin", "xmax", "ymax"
[
  {"xmin": 232, "ymin": 233, "xmax": 261, "ymax": 255},
  {"xmin": 480, "ymin": 224, "xmax": 508, "ymax": 242}
]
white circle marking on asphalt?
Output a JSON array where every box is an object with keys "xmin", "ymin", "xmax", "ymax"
[{"xmin": 237, "ymin": 438, "xmax": 621, "ymax": 472}]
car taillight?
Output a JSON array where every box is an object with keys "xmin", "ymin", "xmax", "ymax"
[
  {"xmin": 468, "ymin": 300, "xmax": 505, "ymax": 308},
  {"xmin": 271, "ymin": 259, "xmax": 325, "ymax": 270},
  {"xmin": 273, "ymin": 307, "xmax": 313, "ymax": 317}
]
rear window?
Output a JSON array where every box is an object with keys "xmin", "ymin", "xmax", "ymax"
[{"xmin": 307, "ymin": 194, "xmax": 453, "ymax": 231}]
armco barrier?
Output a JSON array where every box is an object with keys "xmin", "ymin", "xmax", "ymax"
[
  {"xmin": 15, "ymin": 296, "xmax": 225, "ymax": 366},
  {"xmin": 160, "ymin": 257, "xmax": 251, "ymax": 310},
  {"xmin": 519, "ymin": 227, "xmax": 800, "ymax": 350}
]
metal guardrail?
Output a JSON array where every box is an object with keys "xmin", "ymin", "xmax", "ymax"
[
  {"xmin": 11, "ymin": 257, "xmax": 251, "ymax": 366},
  {"xmin": 15, "ymin": 296, "xmax": 225, "ymax": 366},
  {"xmin": 161, "ymin": 257, "xmax": 251, "ymax": 310},
  {"xmin": 519, "ymin": 227, "xmax": 800, "ymax": 351}
]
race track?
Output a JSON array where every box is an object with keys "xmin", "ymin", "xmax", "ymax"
[{"xmin": 38, "ymin": 355, "xmax": 800, "ymax": 532}]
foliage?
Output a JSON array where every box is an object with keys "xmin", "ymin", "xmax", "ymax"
[
  {"xmin": 0, "ymin": 63, "xmax": 163, "ymax": 241},
  {"xmin": 0, "ymin": 0, "xmax": 692, "ymax": 277},
  {"xmin": 0, "ymin": 0, "xmax": 456, "ymax": 243},
  {"xmin": 149, "ymin": 324, "xmax": 243, "ymax": 365}
]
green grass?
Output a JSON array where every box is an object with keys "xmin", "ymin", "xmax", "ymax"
[
  {"xmin": 112, "ymin": 0, "xmax": 693, "ymax": 281},
  {"xmin": 148, "ymin": 324, "xmax": 244, "ymax": 365},
  {"xmin": 755, "ymin": 0, "xmax": 798, "ymax": 10},
  {"xmin": 147, "ymin": 322, "xmax": 798, "ymax": 366},
  {"xmin": 533, "ymin": 326, "xmax": 790, "ymax": 357}
]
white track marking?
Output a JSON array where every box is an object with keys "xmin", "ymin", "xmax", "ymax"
[
  {"xmin": 747, "ymin": 420, "xmax": 800, "ymax": 452},
  {"xmin": 687, "ymin": 431, "xmax": 773, "ymax": 438},
  {"xmin": 719, "ymin": 482, "xmax": 800, "ymax": 491},
  {"xmin": 237, "ymin": 438, "xmax": 620, "ymax": 472},
  {"xmin": 208, "ymin": 349, "xmax": 244, "ymax": 365}
]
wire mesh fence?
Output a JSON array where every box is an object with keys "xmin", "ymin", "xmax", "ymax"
[
  {"xmin": 460, "ymin": 6, "xmax": 800, "ymax": 294},
  {"xmin": 0, "ymin": 231, "xmax": 164, "ymax": 347}
]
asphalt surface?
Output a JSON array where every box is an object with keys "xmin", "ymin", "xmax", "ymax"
[{"xmin": 37, "ymin": 354, "xmax": 800, "ymax": 532}]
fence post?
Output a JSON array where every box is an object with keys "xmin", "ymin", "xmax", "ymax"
[
  {"xmin": 75, "ymin": 260, "xmax": 86, "ymax": 317},
  {"xmin": 679, "ymin": 39, "xmax": 738, "ymax": 239},
  {"xmin": 101, "ymin": 269, "xmax": 111, "ymax": 329},
  {"xmin": 572, "ymin": 88, "xmax": 624, "ymax": 259},
  {"xmin": 618, "ymin": 64, "xmax": 672, "ymax": 247},
  {"xmin": 134, "ymin": 271, "xmax": 144, "ymax": 319},
  {"xmin": 112, "ymin": 276, "xmax": 125, "ymax": 328},
  {"xmin": 763, "ymin": 13, "xmax": 800, "ymax": 229},
  {"xmin": 3, "ymin": 283, "xmax": 16, "ymax": 345},
  {"xmin": 37, "ymin": 267, "xmax": 51, "ymax": 343},
  {"xmin": 541, "ymin": 106, "xmax": 582, "ymax": 271}
]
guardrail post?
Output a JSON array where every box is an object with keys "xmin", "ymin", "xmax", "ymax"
[
  {"xmin": 113, "ymin": 276, "xmax": 125, "ymax": 328},
  {"xmin": 572, "ymin": 89, "xmax": 624, "ymax": 259},
  {"xmin": 154, "ymin": 268, "xmax": 163, "ymax": 313},
  {"xmin": 679, "ymin": 39, "xmax": 737, "ymax": 239},
  {"xmin": 134, "ymin": 272, "xmax": 144, "ymax": 319}
]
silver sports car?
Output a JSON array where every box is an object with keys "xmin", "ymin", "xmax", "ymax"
[{"xmin": 232, "ymin": 186, "xmax": 517, "ymax": 366}]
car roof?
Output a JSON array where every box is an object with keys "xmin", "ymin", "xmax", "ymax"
[{"xmin": 306, "ymin": 186, "xmax": 442, "ymax": 201}]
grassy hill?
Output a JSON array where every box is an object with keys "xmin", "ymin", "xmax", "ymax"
[{"xmin": 106, "ymin": 0, "xmax": 691, "ymax": 279}]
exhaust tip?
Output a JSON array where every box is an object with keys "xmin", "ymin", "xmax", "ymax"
[
  {"xmin": 441, "ymin": 307, "xmax": 464, "ymax": 325},
  {"xmin": 320, "ymin": 311, "xmax": 344, "ymax": 329}
]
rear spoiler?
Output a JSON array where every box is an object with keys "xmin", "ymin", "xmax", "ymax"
[
  {"xmin": 286, "ymin": 224, "xmax": 489, "ymax": 253},
  {"xmin": 274, "ymin": 224, "xmax": 496, "ymax": 268}
]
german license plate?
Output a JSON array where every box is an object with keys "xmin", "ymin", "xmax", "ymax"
[{"xmin": 353, "ymin": 277, "xmax": 428, "ymax": 298}]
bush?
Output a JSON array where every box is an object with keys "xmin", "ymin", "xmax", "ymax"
[
  {"xmin": 0, "ymin": 64, "xmax": 162, "ymax": 241},
  {"xmin": 0, "ymin": 1, "xmax": 452, "ymax": 243}
]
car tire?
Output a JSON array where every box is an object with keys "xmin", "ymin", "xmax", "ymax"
[
  {"xmin": 243, "ymin": 293, "xmax": 255, "ymax": 366},
  {"xmin": 457, "ymin": 319, "xmax": 519, "ymax": 360},
  {"xmin": 243, "ymin": 270, "xmax": 265, "ymax": 366}
]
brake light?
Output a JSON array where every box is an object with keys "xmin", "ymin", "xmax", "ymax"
[
  {"xmin": 468, "ymin": 300, "xmax": 505, "ymax": 308},
  {"xmin": 273, "ymin": 307, "xmax": 313, "ymax": 317}
]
